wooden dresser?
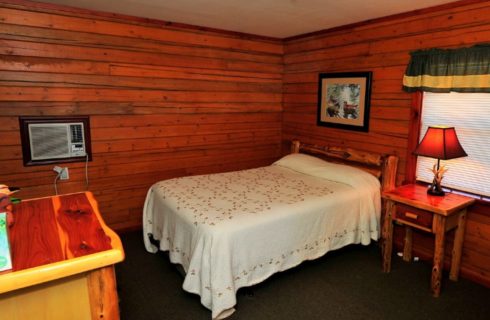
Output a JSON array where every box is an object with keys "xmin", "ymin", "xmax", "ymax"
[{"xmin": 0, "ymin": 192, "xmax": 124, "ymax": 320}]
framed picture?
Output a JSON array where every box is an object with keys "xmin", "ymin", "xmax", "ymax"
[{"xmin": 317, "ymin": 71, "xmax": 372, "ymax": 132}]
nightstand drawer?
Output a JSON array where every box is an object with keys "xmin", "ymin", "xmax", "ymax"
[{"xmin": 394, "ymin": 204, "xmax": 433, "ymax": 231}]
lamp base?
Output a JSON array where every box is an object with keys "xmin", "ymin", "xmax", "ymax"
[{"xmin": 427, "ymin": 184, "xmax": 445, "ymax": 196}]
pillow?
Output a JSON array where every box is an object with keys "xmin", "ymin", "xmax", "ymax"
[
  {"xmin": 272, "ymin": 153, "xmax": 331, "ymax": 171},
  {"xmin": 273, "ymin": 153, "xmax": 380, "ymax": 189}
]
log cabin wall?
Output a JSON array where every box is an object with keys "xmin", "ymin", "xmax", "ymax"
[
  {"xmin": 282, "ymin": 1, "xmax": 490, "ymax": 286},
  {"xmin": 0, "ymin": 0, "xmax": 283, "ymax": 230}
]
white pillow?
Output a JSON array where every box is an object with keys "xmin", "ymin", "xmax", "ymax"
[
  {"xmin": 272, "ymin": 153, "xmax": 331, "ymax": 171},
  {"xmin": 273, "ymin": 153, "xmax": 380, "ymax": 189}
]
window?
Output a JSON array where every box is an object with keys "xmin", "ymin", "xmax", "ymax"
[{"xmin": 416, "ymin": 92, "xmax": 490, "ymax": 198}]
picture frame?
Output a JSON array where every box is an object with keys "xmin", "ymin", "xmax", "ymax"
[{"xmin": 317, "ymin": 71, "xmax": 372, "ymax": 132}]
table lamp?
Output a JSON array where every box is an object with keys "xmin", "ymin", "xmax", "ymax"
[{"xmin": 413, "ymin": 126, "xmax": 467, "ymax": 196}]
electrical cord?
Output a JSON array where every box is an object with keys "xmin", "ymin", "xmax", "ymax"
[
  {"xmin": 52, "ymin": 153, "xmax": 89, "ymax": 195},
  {"xmin": 54, "ymin": 170, "xmax": 62, "ymax": 195},
  {"xmin": 85, "ymin": 153, "xmax": 89, "ymax": 190}
]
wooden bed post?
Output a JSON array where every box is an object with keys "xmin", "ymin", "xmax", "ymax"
[
  {"xmin": 380, "ymin": 154, "xmax": 398, "ymax": 263},
  {"xmin": 381, "ymin": 155, "xmax": 398, "ymax": 192},
  {"xmin": 291, "ymin": 140, "xmax": 301, "ymax": 154}
]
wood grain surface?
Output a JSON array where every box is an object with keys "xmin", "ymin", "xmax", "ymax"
[
  {"xmin": 0, "ymin": 0, "xmax": 283, "ymax": 232},
  {"xmin": 9, "ymin": 193, "xmax": 112, "ymax": 272},
  {"xmin": 9, "ymin": 198, "xmax": 64, "ymax": 271}
]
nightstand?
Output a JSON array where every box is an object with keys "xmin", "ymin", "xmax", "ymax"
[{"xmin": 381, "ymin": 184, "xmax": 475, "ymax": 297}]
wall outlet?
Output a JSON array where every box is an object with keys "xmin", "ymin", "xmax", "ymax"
[
  {"xmin": 60, "ymin": 167, "xmax": 69, "ymax": 180},
  {"xmin": 54, "ymin": 166, "xmax": 69, "ymax": 180}
]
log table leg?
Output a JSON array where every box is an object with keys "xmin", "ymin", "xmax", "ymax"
[
  {"xmin": 431, "ymin": 215, "xmax": 446, "ymax": 297},
  {"xmin": 88, "ymin": 266, "xmax": 120, "ymax": 320},
  {"xmin": 382, "ymin": 200, "xmax": 395, "ymax": 273},
  {"xmin": 450, "ymin": 210, "xmax": 467, "ymax": 281},
  {"xmin": 403, "ymin": 226, "xmax": 413, "ymax": 262}
]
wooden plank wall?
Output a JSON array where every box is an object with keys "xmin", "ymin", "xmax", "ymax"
[
  {"xmin": 0, "ymin": 1, "xmax": 284, "ymax": 230},
  {"xmin": 283, "ymin": 1, "xmax": 490, "ymax": 287}
]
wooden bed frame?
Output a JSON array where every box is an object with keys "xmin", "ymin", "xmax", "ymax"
[
  {"xmin": 145, "ymin": 139, "xmax": 400, "ymax": 318},
  {"xmin": 291, "ymin": 140, "xmax": 398, "ymax": 192}
]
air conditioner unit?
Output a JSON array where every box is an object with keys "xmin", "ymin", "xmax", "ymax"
[
  {"xmin": 19, "ymin": 116, "xmax": 92, "ymax": 166},
  {"xmin": 29, "ymin": 123, "xmax": 86, "ymax": 160}
]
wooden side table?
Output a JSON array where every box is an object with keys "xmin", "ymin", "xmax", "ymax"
[
  {"xmin": 0, "ymin": 192, "xmax": 124, "ymax": 319},
  {"xmin": 381, "ymin": 184, "xmax": 475, "ymax": 297}
]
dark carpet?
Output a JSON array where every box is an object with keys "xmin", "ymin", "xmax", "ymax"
[{"xmin": 115, "ymin": 231, "xmax": 489, "ymax": 320}]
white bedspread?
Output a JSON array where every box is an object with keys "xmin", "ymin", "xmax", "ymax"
[{"xmin": 143, "ymin": 154, "xmax": 381, "ymax": 319}]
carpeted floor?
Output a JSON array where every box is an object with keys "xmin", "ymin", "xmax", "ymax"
[{"xmin": 115, "ymin": 231, "xmax": 489, "ymax": 320}]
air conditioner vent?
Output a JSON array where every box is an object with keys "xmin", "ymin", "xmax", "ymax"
[
  {"xmin": 30, "ymin": 124, "xmax": 70, "ymax": 160},
  {"xmin": 19, "ymin": 116, "xmax": 92, "ymax": 166}
]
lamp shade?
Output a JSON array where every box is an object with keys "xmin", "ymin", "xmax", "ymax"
[{"xmin": 414, "ymin": 126, "xmax": 467, "ymax": 160}]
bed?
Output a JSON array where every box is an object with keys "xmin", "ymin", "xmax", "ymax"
[{"xmin": 143, "ymin": 140, "xmax": 398, "ymax": 319}]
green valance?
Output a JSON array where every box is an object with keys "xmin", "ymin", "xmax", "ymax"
[{"xmin": 403, "ymin": 44, "xmax": 490, "ymax": 93}]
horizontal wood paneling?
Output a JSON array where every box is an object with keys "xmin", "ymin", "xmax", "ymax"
[
  {"xmin": 283, "ymin": 0, "xmax": 490, "ymax": 287},
  {"xmin": 0, "ymin": 7, "xmax": 282, "ymax": 54},
  {"xmin": 0, "ymin": 0, "xmax": 283, "ymax": 231}
]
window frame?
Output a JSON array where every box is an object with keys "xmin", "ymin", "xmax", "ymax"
[{"xmin": 404, "ymin": 91, "xmax": 423, "ymax": 185}]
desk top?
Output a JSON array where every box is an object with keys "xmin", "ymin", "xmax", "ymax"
[
  {"xmin": 0, "ymin": 192, "xmax": 124, "ymax": 294},
  {"xmin": 382, "ymin": 184, "xmax": 475, "ymax": 216}
]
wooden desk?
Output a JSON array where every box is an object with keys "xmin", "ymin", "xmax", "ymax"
[
  {"xmin": 0, "ymin": 192, "xmax": 124, "ymax": 320},
  {"xmin": 381, "ymin": 184, "xmax": 475, "ymax": 297}
]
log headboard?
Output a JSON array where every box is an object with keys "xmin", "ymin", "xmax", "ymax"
[{"xmin": 291, "ymin": 140, "xmax": 398, "ymax": 192}]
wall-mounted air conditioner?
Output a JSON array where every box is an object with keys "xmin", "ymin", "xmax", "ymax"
[
  {"xmin": 19, "ymin": 116, "xmax": 92, "ymax": 166},
  {"xmin": 29, "ymin": 122, "xmax": 86, "ymax": 160}
]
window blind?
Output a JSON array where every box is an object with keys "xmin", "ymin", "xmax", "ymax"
[{"xmin": 416, "ymin": 92, "xmax": 490, "ymax": 197}]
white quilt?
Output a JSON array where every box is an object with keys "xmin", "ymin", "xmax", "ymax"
[{"xmin": 143, "ymin": 153, "xmax": 381, "ymax": 319}]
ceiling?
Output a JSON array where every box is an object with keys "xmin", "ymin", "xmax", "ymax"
[{"xmin": 36, "ymin": 0, "xmax": 457, "ymax": 38}]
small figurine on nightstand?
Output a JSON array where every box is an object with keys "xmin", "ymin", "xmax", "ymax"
[
  {"xmin": 0, "ymin": 184, "xmax": 20, "ymax": 227},
  {"xmin": 428, "ymin": 163, "xmax": 448, "ymax": 196}
]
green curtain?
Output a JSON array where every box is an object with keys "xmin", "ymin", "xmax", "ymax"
[{"xmin": 403, "ymin": 44, "xmax": 490, "ymax": 93}]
